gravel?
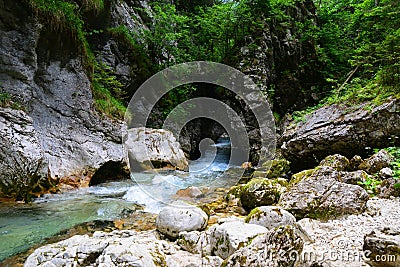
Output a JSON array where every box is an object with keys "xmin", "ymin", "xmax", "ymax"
[{"xmin": 296, "ymin": 197, "xmax": 400, "ymax": 267}]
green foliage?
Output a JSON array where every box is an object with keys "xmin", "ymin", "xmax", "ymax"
[
  {"xmin": 28, "ymin": 0, "xmax": 98, "ymax": 73},
  {"xmin": 311, "ymin": 0, "xmax": 400, "ymax": 107},
  {"xmin": 386, "ymin": 147, "xmax": 400, "ymax": 180},
  {"xmin": 0, "ymin": 90, "xmax": 25, "ymax": 111},
  {"xmin": 108, "ymin": 25, "xmax": 152, "ymax": 76},
  {"xmin": 92, "ymin": 63, "xmax": 126, "ymax": 120},
  {"xmin": 358, "ymin": 174, "xmax": 382, "ymax": 196}
]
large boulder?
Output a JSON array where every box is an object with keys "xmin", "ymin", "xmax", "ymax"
[
  {"xmin": 279, "ymin": 167, "xmax": 369, "ymax": 220},
  {"xmin": 209, "ymin": 221, "xmax": 269, "ymax": 259},
  {"xmin": 245, "ymin": 206, "xmax": 296, "ymax": 229},
  {"xmin": 156, "ymin": 202, "xmax": 208, "ymax": 239},
  {"xmin": 281, "ymin": 99, "xmax": 400, "ymax": 170},
  {"xmin": 24, "ymin": 229, "xmax": 223, "ymax": 267},
  {"xmin": 222, "ymin": 225, "xmax": 304, "ymax": 267},
  {"xmin": 24, "ymin": 230, "xmax": 166, "ymax": 267},
  {"xmin": 363, "ymin": 228, "xmax": 400, "ymax": 267},
  {"xmin": 125, "ymin": 127, "xmax": 189, "ymax": 171}
]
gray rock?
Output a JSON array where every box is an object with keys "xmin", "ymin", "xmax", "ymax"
[
  {"xmin": 339, "ymin": 170, "xmax": 368, "ymax": 185},
  {"xmin": 156, "ymin": 203, "xmax": 208, "ymax": 239},
  {"xmin": 379, "ymin": 167, "xmax": 393, "ymax": 179},
  {"xmin": 378, "ymin": 178, "xmax": 400, "ymax": 198},
  {"xmin": 177, "ymin": 231, "xmax": 211, "ymax": 255},
  {"xmin": 0, "ymin": 0, "xmax": 126, "ymax": 187},
  {"xmin": 318, "ymin": 154, "xmax": 349, "ymax": 171},
  {"xmin": 359, "ymin": 149, "xmax": 394, "ymax": 174},
  {"xmin": 25, "ymin": 230, "xmax": 179, "ymax": 267},
  {"xmin": 281, "ymin": 99, "xmax": 400, "ymax": 170},
  {"xmin": 222, "ymin": 225, "xmax": 304, "ymax": 267},
  {"xmin": 349, "ymin": 155, "xmax": 364, "ymax": 170},
  {"xmin": 166, "ymin": 251, "xmax": 223, "ymax": 267},
  {"xmin": 125, "ymin": 127, "xmax": 189, "ymax": 171},
  {"xmin": 279, "ymin": 167, "xmax": 369, "ymax": 220},
  {"xmin": 0, "ymin": 108, "xmax": 49, "ymax": 199},
  {"xmin": 209, "ymin": 221, "xmax": 269, "ymax": 259},
  {"xmin": 363, "ymin": 228, "xmax": 400, "ymax": 267},
  {"xmin": 245, "ymin": 206, "xmax": 296, "ymax": 229}
]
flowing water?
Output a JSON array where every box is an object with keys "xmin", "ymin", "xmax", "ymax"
[{"xmin": 0, "ymin": 137, "xmax": 240, "ymax": 262}]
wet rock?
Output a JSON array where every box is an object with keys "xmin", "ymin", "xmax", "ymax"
[
  {"xmin": 0, "ymin": 0, "xmax": 126, "ymax": 185},
  {"xmin": 363, "ymin": 228, "xmax": 400, "ymax": 267},
  {"xmin": 222, "ymin": 225, "xmax": 304, "ymax": 267},
  {"xmin": 239, "ymin": 178, "xmax": 288, "ymax": 211},
  {"xmin": 125, "ymin": 127, "xmax": 189, "ymax": 172},
  {"xmin": 279, "ymin": 167, "xmax": 369, "ymax": 220},
  {"xmin": 318, "ymin": 154, "xmax": 349, "ymax": 171},
  {"xmin": 281, "ymin": 99, "xmax": 400, "ymax": 170},
  {"xmin": 175, "ymin": 186, "xmax": 203, "ymax": 199},
  {"xmin": 156, "ymin": 202, "xmax": 208, "ymax": 239},
  {"xmin": 209, "ymin": 221, "xmax": 269, "ymax": 259},
  {"xmin": 359, "ymin": 150, "xmax": 394, "ymax": 174},
  {"xmin": 241, "ymin": 162, "xmax": 253, "ymax": 169},
  {"xmin": 245, "ymin": 206, "xmax": 296, "ymax": 229}
]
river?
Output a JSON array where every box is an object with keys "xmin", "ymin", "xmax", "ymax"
[{"xmin": 0, "ymin": 137, "xmax": 239, "ymax": 262}]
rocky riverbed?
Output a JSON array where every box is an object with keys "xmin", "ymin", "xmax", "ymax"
[{"xmin": 4, "ymin": 149, "xmax": 398, "ymax": 267}]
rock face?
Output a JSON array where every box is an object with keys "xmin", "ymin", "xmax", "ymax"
[
  {"xmin": 245, "ymin": 206, "xmax": 296, "ymax": 229},
  {"xmin": 363, "ymin": 228, "xmax": 400, "ymax": 267},
  {"xmin": 281, "ymin": 99, "xmax": 400, "ymax": 170},
  {"xmin": 279, "ymin": 167, "xmax": 369, "ymax": 220},
  {"xmin": 237, "ymin": 0, "xmax": 323, "ymax": 115},
  {"xmin": 0, "ymin": 108, "xmax": 50, "ymax": 199},
  {"xmin": 156, "ymin": 203, "xmax": 208, "ymax": 239},
  {"xmin": 209, "ymin": 221, "xmax": 269, "ymax": 259},
  {"xmin": 125, "ymin": 127, "xmax": 189, "ymax": 171},
  {"xmin": 0, "ymin": 0, "xmax": 128, "ymax": 190},
  {"xmin": 223, "ymin": 225, "xmax": 304, "ymax": 267}
]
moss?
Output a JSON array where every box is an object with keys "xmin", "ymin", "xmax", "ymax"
[
  {"xmin": 244, "ymin": 207, "xmax": 262, "ymax": 223},
  {"xmin": 240, "ymin": 178, "xmax": 287, "ymax": 211},
  {"xmin": 28, "ymin": 0, "xmax": 97, "ymax": 73},
  {"xmin": 290, "ymin": 168, "xmax": 316, "ymax": 186},
  {"xmin": 263, "ymin": 158, "xmax": 291, "ymax": 179}
]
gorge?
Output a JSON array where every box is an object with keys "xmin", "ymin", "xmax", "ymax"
[{"xmin": 0, "ymin": 0, "xmax": 399, "ymax": 266}]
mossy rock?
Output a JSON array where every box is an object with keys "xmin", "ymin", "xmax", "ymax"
[
  {"xmin": 263, "ymin": 158, "xmax": 291, "ymax": 179},
  {"xmin": 319, "ymin": 154, "xmax": 350, "ymax": 171},
  {"xmin": 290, "ymin": 168, "xmax": 316, "ymax": 186},
  {"xmin": 239, "ymin": 178, "xmax": 287, "ymax": 211}
]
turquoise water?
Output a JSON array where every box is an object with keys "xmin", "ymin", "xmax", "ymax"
[{"xmin": 0, "ymin": 138, "xmax": 235, "ymax": 262}]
